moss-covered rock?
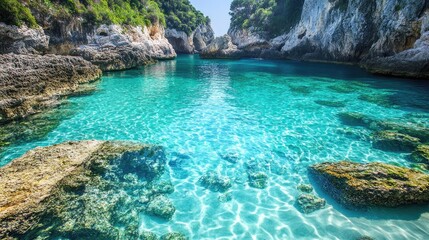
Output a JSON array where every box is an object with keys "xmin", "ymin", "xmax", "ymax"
[
  {"xmin": 248, "ymin": 171, "xmax": 268, "ymax": 189},
  {"xmin": 337, "ymin": 112, "xmax": 375, "ymax": 128},
  {"xmin": 358, "ymin": 94, "xmax": 394, "ymax": 108},
  {"xmin": 372, "ymin": 131, "xmax": 420, "ymax": 152},
  {"xmin": 309, "ymin": 161, "xmax": 429, "ymax": 207},
  {"xmin": 296, "ymin": 194, "xmax": 326, "ymax": 213},
  {"xmin": 297, "ymin": 184, "xmax": 313, "ymax": 193},
  {"xmin": 375, "ymin": 121, "xmax": 429, "ymax": 142},
  {"xmin": 140, "ymin": 231, "xmax": 159, "ymax": 240},
  {"xmin": 160, "ymin": 232, "xmax": 188, "ymax": 240},
  {"xmin": 410, "ymin": 145, "xmax": 429, "ymax": 165},
  {"xmin": 0, "ymin": 140, "xmax": 169, "ymax": 239},
  {"xmin": 146, "ymin": 195, "xmax": 176, "ymax": 220},
  {"xmin": 199, "ymin": 172, "xmax": 232, "ymax": 192}
]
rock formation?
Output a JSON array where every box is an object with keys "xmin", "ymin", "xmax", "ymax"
[
  {"xmin": 0, "ymin": 140, "xmax": 173, "ymax": 239},
  {"xmin": 309, "ymin": 161, "xmax": 429, "ymax": 207},
  {"xmin": 201, "ymin": 35, "xmax": 243, "ymax": 59},
  {"xmin": 0, "ymin": 54, "xmax": 101, "ymax": 124},
  {"xmin": 0, "ymin": 23, "xmax": 49, "ymax": 54},
  {"xmin": 71, "ymin": 24, "xmax": 176, "ymax": 71},
  {"xmin": 203, "ymin": 0, "xmax": 429, "ymax": 78},
  {"xmin": 166, "ymin": 23, "xmax": 214, "ymax": 53}
]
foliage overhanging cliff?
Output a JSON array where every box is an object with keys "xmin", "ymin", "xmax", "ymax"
[
  {"xmin": 0, "ymin": 0, "xmax": 208, "ymax": 33},
  {"xmin": 230, "ymin": 0, "xmax": 305, "ymax": 37}
]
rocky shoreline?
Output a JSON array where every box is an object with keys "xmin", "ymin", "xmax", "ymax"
[
  {"xmin": 201, "ymin": 0, "xmax": 429, "ymax": 79},
  {"xmin": 0, "ymin": 140, "xmax": 181, "ymax": 239},
  {"xmin": 0, "ymin": 53, "xmax": 101, "ymax": 124}
]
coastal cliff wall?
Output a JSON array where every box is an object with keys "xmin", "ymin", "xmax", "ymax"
[
  {"xmin": 203, "ymin": 0, "xmax": 429, "ymax": 78},
  {"xmin": 166, "ymin": 23, "xmax": 214, "ymax": 53}
]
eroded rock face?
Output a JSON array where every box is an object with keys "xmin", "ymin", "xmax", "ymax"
[
  {"xmin": 309, "ymin": 161, "xmax": 429, "ymax": 207},
  {"xmin": 200, "ymin": 35, "xmax": 243, "ymax": 59},
  {"xmin": 166, "ymin": 23, "xmax": 214, "ymax": 53},
  {"xmin": 0, "ymin": 54, "xmax": 101, "ymax": 123},
  {"xmin": 218, "ymin": 0, "xmax": 429, "ymax": 78},
  {"xmin": 71, "ymin": 24, "xmax": 176, "ymax": 71},
  {"xmin": 0, "ymin": 141, "xmax": 170, "ymax": 239},
  {"xmin": 0, "ymin": 23, "xmax": 49, "ymax": 54}
]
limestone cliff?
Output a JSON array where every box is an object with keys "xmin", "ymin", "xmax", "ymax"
[
  {"xmin": 166, "ymin": 23, "xmax": 215, "ymax": 53},
  {"xmin": 203, "ymin": 0, "xmax": 429, "ymax": 78},
  {"xmin": 0, "ymin": 54, "xmax": 101, "ymax": 123}
]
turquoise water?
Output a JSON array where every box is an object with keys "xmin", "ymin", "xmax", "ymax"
[{"xmin": 2, "ymin": 55, "xmax": 429, "ymax": 239}]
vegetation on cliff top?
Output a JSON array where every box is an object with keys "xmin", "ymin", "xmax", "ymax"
[
  {"xmin": 230, "ymin": 0, "xmax": 304, "ymax": 37},
  {"xmin": 0, "ymin": 0, "xmax": 208, "ymax": 33},
  {"xmin": 154, "ymin": 0, "xmax": 209, "ymax": 34}
]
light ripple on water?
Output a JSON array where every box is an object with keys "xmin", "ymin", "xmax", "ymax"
[{"xmin": 1, "ymin": 55, "xmax": 429, "ymax": 239}]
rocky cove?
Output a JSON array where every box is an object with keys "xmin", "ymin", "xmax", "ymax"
[
  {"xmin": 1, "ymin": 0, "xmax": 429, "ymax": 239},
  {"xmin": 201, "ymin": 0, "xmax": 429, "ymax": 79}
]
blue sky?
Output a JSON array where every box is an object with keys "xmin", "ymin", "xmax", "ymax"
[{"xmin": 189, "ymin": 0, "xmax": 232, "ymax": 36}]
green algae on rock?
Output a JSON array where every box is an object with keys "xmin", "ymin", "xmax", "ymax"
[
  {"xmin": 248, "ymin": 171, "xmax": 269, "ymax": 189},
  {"xmin": 337, "ymin": 112, "xmax": 375, "ymax": 128},
  {"xmin": 410, "ymin": 145, "xmax": 429, "ymax": 166},
  {"xmin": 297, "ymin": 184, "xmax": 313, "ymax": 193},
  {"xmin": 314, "ymin": 100, "xmax": 346, "ymax": 108},
  {"xmin": 372, "ymin": 131, "xmax": 420, "ymax": 152},
  {"xmin": 160, "ymin": 232, "xmax": 188, "ymax": 240},
  {"xmin": 146, "ymin": 195, "xmax": 176, "ymax": 220},
  {"xmin": 199, "ymin": 172, "xmax": 233, "ymax": 192},
  {"xmin": 296, "ymin": 194, "xmax": 326, "ymax": 213},
  {"xmin": 0, "ymin": 140, "xmax": 171, "ymax": 239},
  {"xmin": 309, "ymin": 161, "xmax": 429, "ymax": 207}
]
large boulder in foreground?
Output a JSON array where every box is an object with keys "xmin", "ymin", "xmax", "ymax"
[
  {"xmin": 309, "ymin": 161, "xmax": 429, "ymax": 207},
  {"xmin": 0, "ymin": 141, "xmax": 168, "ymax": 239},
  {"xmin": 0, "ymin": 54, "xmax": 101, "ymax": 124}
]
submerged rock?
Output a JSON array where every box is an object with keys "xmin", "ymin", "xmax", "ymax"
[
  {"xmin": 372, "ymin": 131, "xmax": 420, "ymax": 152},
  {"xmin": 314, "ymin": 100, "xmax": 346, "ymax": 108},
  {"xmin": 248, "ymin": 172, "xmax": 268, "ymax": 189},
  {"xmin": 199, "ymin": 172, "xmax": 232, "ymax": 192},
  {"xmin": 160, "ymin": 232, "xmax": 188, "ymax": 240},
  {"xmin": 0, "ymin": 141, "xmax": 169, "ymax": 238},
  {"xmin": 297, "ymin": 184, "xmax": 313, "ymax": 193},
  {"xmin": 337, "ymin": 112, "xmax": 375, "ymax": 128},
  {"xmin": 140, "ymin": 231, "xmax": 159, "ymax": 240},
  {"xmin": 0, "ymin": 53, "xmax": 101, "ymax": 124},
  {"xmin": 375, "ymin": 121, "xmax": 429, "ymax": 142},
  {"xmin": 218, "ymin": 192, "xmax": 233, "ymax": 203},
  {"xmin": 146, "ymin": 195, "xmax": 176, "ymax": 220},
  {"xmin": 296, "ymin": 194, "xmax": 326, "ymax": 213},
  {"xmin": 358, "ymin": 94, "xmax": 394, "ymax": 108},
  {"xmin": 410, "ymin": 145, "xmax": 429, "ymax": 165},
  {"xmin": 309, "ymin": 161, "xmax": 429, "ymax": 207},
  {"xmin": 220, "ymin": 152, "xmax": 240, "ymax": 164}
]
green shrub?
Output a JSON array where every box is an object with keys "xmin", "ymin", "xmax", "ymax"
[
  {"xmin": 230, "ymin": 0, "xmax": 304, "ymax": 37},
  {"xmin": 0, "ymin": 0, "xmax": 38, "ymax": 27}
]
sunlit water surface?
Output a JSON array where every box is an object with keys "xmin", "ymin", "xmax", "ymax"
[{"xmin": 2, "ymin": 55, "xmax": 429, "ymax": 239}]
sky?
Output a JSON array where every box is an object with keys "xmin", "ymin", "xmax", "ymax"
[{"xmin": 189, "ymin": 0, "xmax": 232, "ymax": 36}]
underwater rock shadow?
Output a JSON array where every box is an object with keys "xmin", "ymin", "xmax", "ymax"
[{"xmin": 308, "ymin": 174, "xmax": 429, "ymax": 221}]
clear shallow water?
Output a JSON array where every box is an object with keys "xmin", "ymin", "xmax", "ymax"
[{"xmin": 2, "ymin": 55, "xmax": 429, "ymax": 239}]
